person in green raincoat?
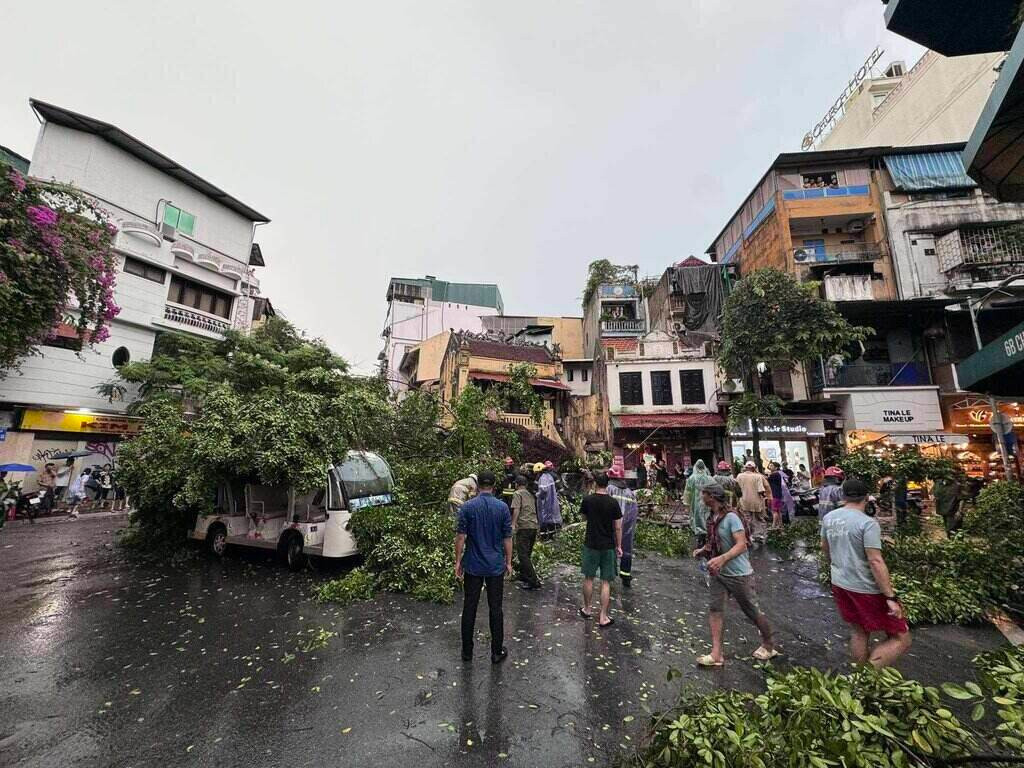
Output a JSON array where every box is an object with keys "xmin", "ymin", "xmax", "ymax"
[{"xmin": 684, "ymin": 460, "xmax": 717, "ymax": 548}]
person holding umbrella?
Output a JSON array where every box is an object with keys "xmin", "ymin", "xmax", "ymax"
[{"xmin": 0, "ymin": 463, "xmax": 38, "ymax": 524}]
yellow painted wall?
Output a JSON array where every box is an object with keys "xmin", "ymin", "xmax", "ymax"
[
  {"xmin": 539, "ymin": 316, "xmax": 584, "ymax": 359},
  {"xmin": 407, "ymin": 331, "xmax": 451, "ymax": 384}
]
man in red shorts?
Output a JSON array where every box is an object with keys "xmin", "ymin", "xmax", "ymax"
[{"xmin": 820, "ymin": 478, "xmax": 910, "ymax": 668}]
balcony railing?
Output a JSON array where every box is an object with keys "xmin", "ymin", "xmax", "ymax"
[
  {"xmin": 811, "ymin": 360, "xmax": 931, "ymax": 390},
  {"xmin": 782, "ymin": 184, "xmax": 871, "ymax": 201},
  {"xmin": 164, "ymin": 303, "xmax": 231, "ymax": 335},
  {"xmin": 496, "ymin": 412, "xmax": 538, "ymax": 429},
  {"xmin": 793, "ymin": 242, "xmax": 882, "ymax": 265},
  {"xmin": 601, "ymin": 319, "xmax": 645, "ymax": 335},
  {"xmin": 936, "ymin": 224, "xmax": 1024, "ymax": 273}
]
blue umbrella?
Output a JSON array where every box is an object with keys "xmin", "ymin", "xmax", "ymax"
[{"xmin": 0, "ymin": 463, "xmax": 36, "ymax": 472}]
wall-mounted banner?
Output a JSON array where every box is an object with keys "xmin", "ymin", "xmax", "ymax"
[{"xmin": 20, "ymin": 409, "xmax": 144, "ymax": 436}]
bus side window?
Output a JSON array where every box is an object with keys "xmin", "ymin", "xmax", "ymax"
[{"xmin": 328, "ymin": 468, "xmax": 345, "ymax": 510}]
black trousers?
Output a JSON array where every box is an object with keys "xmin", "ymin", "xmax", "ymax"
[
  {"xmin": 461, "ymin": 574, "xmax": 504, "ymax": 657},
  {"xmin": 515, "ymin": 529, "xmax": 540, "ymax": 586}
]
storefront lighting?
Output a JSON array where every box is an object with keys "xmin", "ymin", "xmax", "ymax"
[{"xmin": 63, "ymin": 408, "xmax": 95, "ymax": 415}]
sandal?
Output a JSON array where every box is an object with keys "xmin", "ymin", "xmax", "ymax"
[
  {"xmin": 752, "ymin": 646, "xmax": 780, "ymax": 661},
  {"xmin": 697, "ymin": 654, "xmax": 724, "ymax": 667},
  {"xmin": 579, "ymin": 608, "xmax": 593, "ymax": 619},
  {"xmin": 598, "ymin": 618, "xmax": 615, "ymax": 629}
]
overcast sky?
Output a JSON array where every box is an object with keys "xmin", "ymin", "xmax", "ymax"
[{"xmin": 2, "ymin": 2, "xmax": 923, "ymax": 372}]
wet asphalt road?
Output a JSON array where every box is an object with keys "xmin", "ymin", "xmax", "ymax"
[{"xmin": 0, "ymin": 515, "xmax": 1011, "ymax": 768}]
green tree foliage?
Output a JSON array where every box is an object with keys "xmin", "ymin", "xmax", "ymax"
[
  {"xmin": 634, "ymin": 666, "xmax": 977, "ymax": 768},
  {"xmin": 838, "ymin": 447, "xmax": 961, "ymax": 492},
  {"xmin": 582, "ymin": 258, "xmax": 636, "ymax": 307},
  {"xmin": 0, "ymin": 161, "xmax": 120, "ymax": 374},
  {"xmin": 717, "ymin": 269, "xmax": 870, "ymax": 465},
  {"xmin": 116, "ymin": 318, "xmax": 380, "ymax": 547}
]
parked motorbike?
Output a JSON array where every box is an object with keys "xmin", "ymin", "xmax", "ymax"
[{"xmin": 795, "ymin": 488, "xmax": 819, "ymax": 517}]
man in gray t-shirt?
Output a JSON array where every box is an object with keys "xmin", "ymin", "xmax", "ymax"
[{"xmin": 820, "ymin": 479, "xmax": 909, "ymax": 668}]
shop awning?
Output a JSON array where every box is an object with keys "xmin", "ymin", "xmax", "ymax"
[
  {"xmin": 956, "ymin": 318, "xmax": 1024, "ymax": 394},
  {"xmin": 884, "ymin": 151, "xmax": 975, "ymax": 191},
  {"xmin": 468, "ymin": 371, "xmax": 571, "ymax": 391},
  {"xmin": 613, "ymin": 413, "xmax": 725, "ymax": 429},
  {"xmin": 964, "ymin": 25, "xmax": 1024, "ymax": 201}
]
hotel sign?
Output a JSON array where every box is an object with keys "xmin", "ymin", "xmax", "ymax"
[{"xmin": 802, "ymin": 47, "xmax": 884, "ymax": 150}]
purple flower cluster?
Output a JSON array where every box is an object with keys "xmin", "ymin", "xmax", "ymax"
[{"xmin": 26, "ymin": 205, "xmax": 58, "ymax": 228}]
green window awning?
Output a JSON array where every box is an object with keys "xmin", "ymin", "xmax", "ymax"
[{"xmin": 957, "ymin": 318, "xmax": 1024, "ymax": 391}]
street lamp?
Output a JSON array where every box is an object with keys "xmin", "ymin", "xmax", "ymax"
[{"xmin": 960, "ymin": 273, "xmax": 1024, "ymax": 478}]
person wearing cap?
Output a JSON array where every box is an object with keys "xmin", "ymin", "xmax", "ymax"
[
  {"xmin": 714, "ymin": 460, "xmax": 740, "ymax": 507},
  {"xmin": 510, "ymin": 475, "xmax": 541, "ymax": 589},
  {"xmin": 606, "ymin": 466, "xmax": 639, "ymax": 588},
  {"xmin": 736, "ymin": 461, "xmax": 771, "ymax": 544},
  {"xmin": 693, "ymin": 482, "xmax": 778, "ymax": 667},
  {"xmin": 455, "ymin": 471, "xmax": 512, "ymax": 664},
  {"xmin": 449, "ymin": 473, "xmax": 479, "ymax": 518},
  {"xmin": 536, "ymin": 461, "xmax": 562, "ymax": 536},
  {"xmin": 820, "ymin": 478, "xmax": 910, "ymax": 668},
  {"xmin": 500, "ymin": 457, "xmax": 518, "ymax": 504}
]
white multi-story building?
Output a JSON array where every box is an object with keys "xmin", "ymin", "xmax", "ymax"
[
  {"xmin": 380, "ymin": 275, "xmax": 503, "ymax": 392},
  {"xmin": 0, "ymin": 99, "xmax": 269, "ymax": 484}
]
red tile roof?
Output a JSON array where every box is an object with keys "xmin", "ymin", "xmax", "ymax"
[
  {"xmin": 676, "ymin": 256, "xmax": 710, "ymax": 267},
  {"xmin": 463, "ymin": 337, "xmax": 554, "ymax": 363},
  {"xmin": 602, "ymin": 338, "xmax": 638, "ymax": 352},
  {"xmin": 614, "ymin": 413, "xmax": 725, "ymax": 429}
]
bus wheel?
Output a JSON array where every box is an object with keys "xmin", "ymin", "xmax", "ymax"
[
  {"xmin": 207, "ymin": 524, "xmax": 228, "ymax": 557},
  {"xmin": 282, "ymin": 533, "xmax": 306, "ymax": 571}
]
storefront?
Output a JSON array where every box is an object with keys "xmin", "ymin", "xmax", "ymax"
[
  {"xmin": 0, "ymin": 408, "xmax": 143, "ymax": 492},
  {"xmin": 728, "ymin": 417, "xmax": 826, "ymax": 470},
  {"xmin": 942, "ymin": 397, "xmax": 1022, "ymax": 480},
  {"xmin": 823, "ymin": 386, "xmax": 945, "ymax": 448},
  {"xmin": 611, "ymin": 412, "xmax": 727, "ymax": 478}
]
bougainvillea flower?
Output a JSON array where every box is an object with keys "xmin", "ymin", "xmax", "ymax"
[{"xmin": 26, "ymin": 205, "xmax": 58, "ymax": 228}]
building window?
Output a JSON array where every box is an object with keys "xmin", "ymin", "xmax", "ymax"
[
  {"xmin": 168, "ymin": 275, "xmax": 233, "ymax": 319},
  {"xmin": 567, "ymin": 368, "xmax": 574, "ymax": 382},
  {"xmin": 651, "ymin": 370, "xmax": 673, "ymax": 405},
  {"xmin": 679, "ymin": 370, "xmax": 706, "ymax": 405},
  {"xmin": 123, "ymin": 256, "xmax": 166, "ymax": 284},
  {"xmin": 619, "ymin": 372, "xmax": 643, "ymax": 405},
  {"xmin": 582, "ymin": 367, "xmax": 588, "ymax": 382},
  {"xmin": 802, "ymin": 171, "xmax": 838, "ymax": 189},
  {"xmin": 112, "ymin": 346, "xmax": 130, "ymax": 367},
  {"xmin": 163, "ymin": 203, "xmax": 196, "ymax": 236}
]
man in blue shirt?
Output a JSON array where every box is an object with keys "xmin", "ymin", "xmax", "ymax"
[{"xmin": 455, "ymin": 471, "xmax": 512, "ymax": 664}]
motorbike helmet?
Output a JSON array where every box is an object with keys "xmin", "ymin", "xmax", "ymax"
[
  {"xmin": 823, "ymin": 466, "xmax": 844, "ymax": 479},
  {"xmin": 532, "ymin": 462, "xmax": 545, "ymax": 474},
  {"xmin": 716, "ymin": 460, "xmax": 732, "ymax": 471}
]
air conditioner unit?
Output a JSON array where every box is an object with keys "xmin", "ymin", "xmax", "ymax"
[
  {"xmin": 847, "ymin": 219, "xmax": 865, "ymax": 233},
  {"xmin": 793, "ymin": 248, "xmax": 811, "ymax": 262},
  {"xmin": 160, "ymin": 221, "xmax": 177, "ymax": 241}
]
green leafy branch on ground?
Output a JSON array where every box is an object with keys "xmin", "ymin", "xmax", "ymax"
[{"xmin": 630, "ymin": 660, "xmax": 1024, "ymax": 768}]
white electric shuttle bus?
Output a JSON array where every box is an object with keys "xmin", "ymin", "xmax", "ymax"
[{"xmin": 189, "ymin": 450, "xmax": 395, "ymax": 570}]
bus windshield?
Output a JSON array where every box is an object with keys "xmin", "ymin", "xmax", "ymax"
[{"xmin": 333, "ymin": 452, "xmax": 394, "ymax": 501}]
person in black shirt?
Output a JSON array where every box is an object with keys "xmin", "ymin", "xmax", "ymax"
[{"xmin": 579, "ymin": 472, "xmax": 622, "ymax": 628}]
